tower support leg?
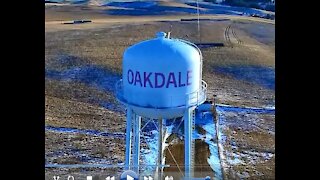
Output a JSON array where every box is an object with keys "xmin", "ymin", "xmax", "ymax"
[
  {"xmin": 184, "ymin": 108, "xmax": 193, "ymax": 178},
  {"xmin": 133, "ymin": 114, "xmax": 141, "ymax": 173},
  {"xmin": 158, "ymin": 118, "xmax": 164, "ymax": 180},
  {"xmin": 125, "ymin": 108, "xmax": 133, "ymax": 170}
]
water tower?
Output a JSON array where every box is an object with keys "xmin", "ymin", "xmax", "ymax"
[{"xmin": 116, "ymin": 32, "xmax": 207, "ymax": 179}]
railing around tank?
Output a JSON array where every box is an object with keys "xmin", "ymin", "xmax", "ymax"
[
  {"xmin": 115, "ymin": 79, "xmax": 207, "ymax": 109},
  {"xmin": 186, "ymin": 80, "xmax": 207, "ymax": 107}
]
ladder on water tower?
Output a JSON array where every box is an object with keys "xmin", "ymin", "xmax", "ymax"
[{"xmin": 191, "ymin": 109, "xmax": 196, "ymax": 176}]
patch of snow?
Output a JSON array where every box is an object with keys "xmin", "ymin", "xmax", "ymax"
[
  {"xmin": 240, "ymin": 150, "xmax": 274, "ymax": 164},
  {"xmin": 141, "ymin": 131, "xmax": 158, "ymax": 174},
  {"xmin": 228, "ymin": 157, "xmax": 243, "ymax": 165},
  {"xmin": 141, "ymin": 122, "xmax": 172, "ymax": 175},
  {"xmin": 263, "ymin": 105, "xmax": 275, "ymax": 109},
  {"xmin": 226, "ymin": 152, "xmax": 244, "ymax": 165},
  {"xmin": 162, "ymin": 124, "xmax": 174, "ymax": 167},
  {"xmin": 205, "ymin": 139, "xmax": 223, "ymax": 180},
  {"xmin": 216, "ymin": 104, "xmax": 275, "ymax": 114},
  {"xmin": 45, "ymin": 126, "xmax": 125, "ymax": 138},
  {"xmin": 195, "ymin": 111, "xmax": 223, "ymax": 180},
  {"xmin": 237, "ymin": 171, "xmax": 250, "ymax": 179}
]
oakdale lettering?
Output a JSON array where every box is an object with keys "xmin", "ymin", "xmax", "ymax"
[{"xmin": 127, "ymin": 69, "xmax": 192, "ymax": 88}]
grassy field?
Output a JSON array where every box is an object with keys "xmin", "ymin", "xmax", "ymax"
[{"xmin": 45, "ymin": 2, "xmax": 275, "ymax": 179}]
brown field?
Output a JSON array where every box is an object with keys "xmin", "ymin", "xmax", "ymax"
[
  {"xmin": 163, "ymin": 139, "xmax": 215, "ymax": 179},
  {"xmin": 217, "ymin": 111, "xmax": 275, "ymax": 179},
  {"xmin": 45, "ymin": 2, "xmax": 275, "ymax": 179}
]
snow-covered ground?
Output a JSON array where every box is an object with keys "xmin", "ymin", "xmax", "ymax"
[
  {"xmin": 216, "ymin": 104, "xmax": 275, "ymax": 179},
  {"xmin": 196, "ymin": 112, "xmax": 223, "ymax": 180},
  {"xmin": 45, "ymin": 103, "xmax": 274, "ymax": 178},
  {"xmin": 45, "ymin": 110, "xmax": 224, "ymax": 177},
  {"xmin": 139, "ymin": 122, "xmax": 174, "ymax": 176},
  {"xmin": 139, "ymin": 111, "xmax": 223, "ymax": 179},
  {"xmin": 216, "ymin": 103, "xmax": 275, "ymax": 113}
]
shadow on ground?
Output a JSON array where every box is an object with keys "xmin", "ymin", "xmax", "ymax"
[
  {"xmin": 46, "ymin": 65, "xmax": 120, "ymax": 92},
  {"xmin": 45, "ymin": 54, "xmax": 125, "ymax": 112},
  {"xmin": 214, "ymin": 65, "xmax": 275, "ymax": 90}
]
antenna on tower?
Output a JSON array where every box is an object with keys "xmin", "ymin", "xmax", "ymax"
[
  {"xmin": 196, "ymin": 0, "xmax": 201, "ymax": 43},
  {"xmin": 167, "ymin": 24, "xmax": 173, "ymax": 39}
]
